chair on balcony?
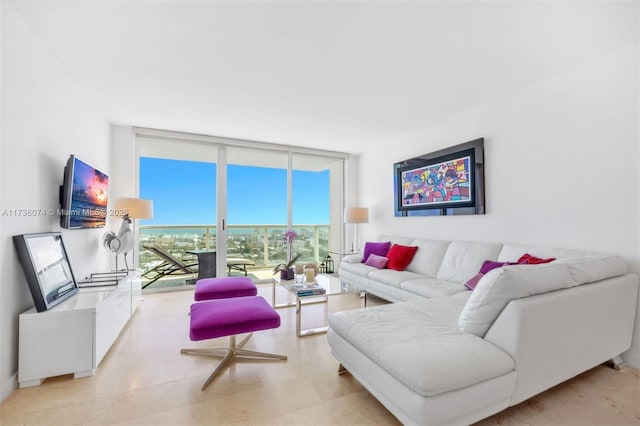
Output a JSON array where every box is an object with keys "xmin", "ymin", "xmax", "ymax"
[
  {"xmin": 226, "ymin": 257, "xmax": 256, "ymax": 276},
  {"xmin": 141, "ymin": 244, "xmax": 198, "ymax": 289},
  {"xmin": 141, "ymin": 244, "xmax": 257, "ymax": 288}
]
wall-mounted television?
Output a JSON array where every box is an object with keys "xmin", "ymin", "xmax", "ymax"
[
  {"xmin": 393, "ymin": 138, "xmax": 485, "ymax": 216},
  {"xmin": 59, "ymin": 155, "xmax": 109, "ymax": 229},
  {"xmin": 13, "ymin": 232, "xmax": 79, "ymax": 312}
]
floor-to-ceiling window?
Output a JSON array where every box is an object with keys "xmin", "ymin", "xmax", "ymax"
[{"xmin": 135, "ymin": 129, "xmax": 346, "ymax": 289}]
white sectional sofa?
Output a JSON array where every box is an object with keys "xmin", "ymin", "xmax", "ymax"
[{"xmin": 329, "ymin": 236, "xmax": 639, "ymax": 426}]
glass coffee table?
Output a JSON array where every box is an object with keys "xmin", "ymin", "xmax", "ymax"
[{"xmin": 272, "ymin": 274, "xmax": 366, "ymax": 337}]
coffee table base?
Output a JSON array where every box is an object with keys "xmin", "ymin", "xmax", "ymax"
[{"xmin": 272, "ymin": 280, "xmax": 366, "ymax": 337}]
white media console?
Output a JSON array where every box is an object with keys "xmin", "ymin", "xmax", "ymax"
[{"xmin": 18, "ymin": 271, "xmax": 142, "ymax": 388}]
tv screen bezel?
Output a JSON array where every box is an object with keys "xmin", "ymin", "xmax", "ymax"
[
  {"xmin": 13, "ymin": 232, "xmax": 79, "ymax": 312},
  {"xmin": 60, "ymin": 155, "xmax": 109, "ymax": 229}
]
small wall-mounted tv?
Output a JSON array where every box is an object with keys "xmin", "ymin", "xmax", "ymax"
[
  {"xmin": 13, "ymin": 232, "xmax": 79, "ymax": 312},
  {"xmin": 59, "ymin": 155, "xmax": 109, "ymax": 229}
]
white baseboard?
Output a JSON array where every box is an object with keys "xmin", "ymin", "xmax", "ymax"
[{"xmin": 1, "ymin": 372, "xmax": 17, "ymax": 402}]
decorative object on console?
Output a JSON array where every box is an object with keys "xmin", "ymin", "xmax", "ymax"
[
  {"xmin": 386, "ymin": 243, "xmax": 418, "ymax": 271},
  {"xmin": 103, "ymin": 197, "xmax": 153, "ymax": 271},
  {"xmin": 13, "ymin": 232, "xmax": 79, "ymax": 312},
  {"xmin": 344, "ymin": 207, "xmax": 369, "ymax": 253},
  {"xmin": 393, "ymin": 138, "xmax": 485, "ymax": 216}
]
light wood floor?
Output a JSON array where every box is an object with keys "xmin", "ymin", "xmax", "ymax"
[{"xmin": 1, "ymin": 284, "xmax": 639, "ymax": 425}]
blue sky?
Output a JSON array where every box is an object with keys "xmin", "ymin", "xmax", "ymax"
[{"xmin": 139, "ymin": 158, "xmax": 329, "ymax": 225}]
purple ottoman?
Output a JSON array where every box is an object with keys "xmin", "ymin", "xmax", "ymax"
[
  {"xmin": 194, "ymin": 276, "xmax": 257, "ymax": 301},
  {"xmin": 189, "ymin": 296, "xmax": 280, "ymax": 340},
  {"xmin": 182, "ymin": 296, "xmax": 287, "ymax": 390}
]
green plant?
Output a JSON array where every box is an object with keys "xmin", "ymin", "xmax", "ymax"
[{"xmin": 272, "ymin": 253, "xmax": 302, "ymax": 275}]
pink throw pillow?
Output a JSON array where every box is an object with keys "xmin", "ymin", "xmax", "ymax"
[{"xmin": 364, "ymin": 253, "xmax": 388, "ymax": 269}]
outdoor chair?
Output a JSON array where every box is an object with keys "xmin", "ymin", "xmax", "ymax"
[
  {"xmin": 142, "ymin": 244, "xmax": 257, "ymax": 288},
  {"xmin": 226, "ymin": 257, "xmax": 256, "ymax": 276},
  {"xmin": 141, "ymin": 244, "xmax": 198, "ymax": 288}
]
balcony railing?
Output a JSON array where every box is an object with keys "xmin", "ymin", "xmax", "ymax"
[{"xmin": 138, "ymin": 224, "xmax": 330, "ymax": 278}]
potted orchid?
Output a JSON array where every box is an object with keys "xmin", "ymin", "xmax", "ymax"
[{"xmin": 273, "ymin": 228, "xmax": 299, "ymax": 280}]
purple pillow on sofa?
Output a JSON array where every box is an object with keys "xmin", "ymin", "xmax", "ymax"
[
  {"xmin": 362, "ymin": 241, "xmax": 391, "ymax": 263},
  {"xmin": 465, "ymin": 260, "xmax": 516, "ymax": 290}
]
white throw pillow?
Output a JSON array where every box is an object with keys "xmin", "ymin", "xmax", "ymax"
[{"xmin": 458, "ymin": 263, "xmax": 577, "ymax": 337}]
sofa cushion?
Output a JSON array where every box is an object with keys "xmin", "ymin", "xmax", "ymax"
[
  {"xmin": 339, "ymin": 261, "xmax": 376, "ymax": 276},
  {"xmin": 329, "ymin": 296, "xmax": 515, "ymax": 397},
  {"xmin": 364, "ymin": 253, "xmax": 388, "ymax": 269},
  {"xmin": 459, "ymin": 263, "xmax": 578, "ymax": 337},
  {"xmin": 401, "ymin": 278, "xmax": 468, "ymax": 298},
  {"xmin": 405, "ymin": 239, "xmax": 451, "ymax": 278},
  {"xmin": 368, "ymin": 268, "xmax": 424, "ymax": 288},
  {"xmin": 437, "ymin": 241, "xmax": 503, "ymax": 283},
  {"xmin": 386, "ymin": 244, "xmax": 419, "ymax": 271},
  {"xmin": 362, "ymin": 241, "xmax": 391, "ymax": 264}
]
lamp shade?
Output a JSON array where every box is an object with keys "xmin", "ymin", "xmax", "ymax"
[
  {"xmin": 113, "ymin": 198, "xmax": 154, "ymax": 220},
  {"xmin": 344, "ymin": 207, "xmax": 369, "ymax": 224}
]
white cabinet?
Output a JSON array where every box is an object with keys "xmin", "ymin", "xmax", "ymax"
[{"xmin": 18, "ymin": 271, "xmax": 141, "ymax": 388}]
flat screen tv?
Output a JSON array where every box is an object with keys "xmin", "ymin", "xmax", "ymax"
[
  {"xmin": 13, "ymin": 232, "xmax": 79, "ymax": 312},
  {"xmin": 59, "ymin": 155, "xmax": 109, "ymax": 229}
]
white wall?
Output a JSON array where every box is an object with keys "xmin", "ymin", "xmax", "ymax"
[
  {"xmin": 0, "ymin": 1, "xmax": 111, "ymax": 399},
  {"xmin": 357, "ymin": 36, "xmax": 640, "ymax": 366}
]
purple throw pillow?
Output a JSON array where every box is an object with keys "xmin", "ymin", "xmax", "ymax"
[
  {"xmin": 479, "ymin": 260, "xmax": 512, "ymax": 274},
  {"xmin": 465, "ymin": 260, "xmax": 516, "ymax": 290},
  {"xmin": 362, "ymin": 241, "xmax": 391, "ymax": 263},
  {"xmin": 364, "ymin": 253, "xmax": 389, "ymax": 269}
]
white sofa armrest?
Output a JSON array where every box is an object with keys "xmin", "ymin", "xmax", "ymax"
[
  {"xmin": 342, "ymin": 254, "xmax": 363, "ymax": 264},
  {"xmin": 484, "ymin": 273, "xmax": 638, "ymax": 404}
]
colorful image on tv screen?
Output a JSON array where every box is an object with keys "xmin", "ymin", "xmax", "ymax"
[
  {"xmin": 401, "ymin": 155, "xmax": 472, "ymax": 207},
  {"xmin": 70, "ymin": 157, "xmax": 108, "ymax": 227}
]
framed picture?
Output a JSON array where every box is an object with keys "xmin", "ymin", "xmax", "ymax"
[
  {"xmin": 13, "ymin": 232, "xmax": 79, "ymax": 312},
  {"xmin": 394, "ymin": 138, "xmax": 485, "ymax": 216}
]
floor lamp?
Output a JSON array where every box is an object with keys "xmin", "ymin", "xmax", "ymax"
[
  {"xmin": 344, "ymin": 207, "xmax": 369, "ymax": 253},
  {"xmin": 105, "ymin": 198, "xmax": 154, "ymax": 271}
]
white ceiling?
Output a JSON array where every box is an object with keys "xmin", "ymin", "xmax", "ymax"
[{"xmin": 9, "ymin": 1, "xmax": 637, "ymax": 154}]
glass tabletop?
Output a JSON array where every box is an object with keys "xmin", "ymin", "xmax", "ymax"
[{"xmin": 275, "ymin": 274, "xmax": 360, "ymax": 297}]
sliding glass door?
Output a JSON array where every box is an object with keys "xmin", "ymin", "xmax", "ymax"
[
  {"xmin": 137, "ymin": 137, "xmax": 218, "ymax": 289},
  {"xmin": 225, "ymin": 147, "xmax": 288, "ymax": 280}
]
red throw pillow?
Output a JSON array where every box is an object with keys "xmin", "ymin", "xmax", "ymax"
[
  {"xmin": 517, "ymin": 253, "xmax": 556, "ymax": 265},
  {"xmin": 386, "ymin": 244, "xmax": 418, "ymax": 271}
]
